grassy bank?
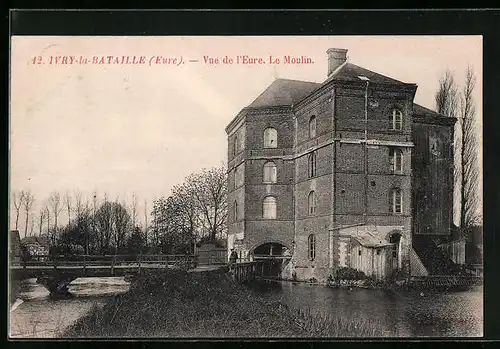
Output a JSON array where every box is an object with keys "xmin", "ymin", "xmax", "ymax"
[{"xmin": 64, "ymin": 269, "xmax": 387, "ymax": 338}]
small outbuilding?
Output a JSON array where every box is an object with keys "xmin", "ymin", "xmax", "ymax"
[
  {"xmin": 348, "ymin": 229, "xmax": 394, "ymax": 281},
  {"xmin": 337, "ymin": 224, "xmax": 408, "ymax": 281},
  {"xmin": 196, "ymin": 243, "xmax": 226, "ymax": 265},
  {"xmin": 21, "ymin": 236, "xmax": 50, "ymax": 261}
]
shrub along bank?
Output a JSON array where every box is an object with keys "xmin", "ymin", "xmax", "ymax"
[{"xmin": 64, "ymin": 269, "xmax": 387, "ymax": 338}]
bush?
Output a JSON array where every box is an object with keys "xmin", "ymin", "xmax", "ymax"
[
  {"xmin": 389, "ymin": 269, "xmax": 407, "ymax": 282},
  {"xmin": 334, "ymin": 267, "xmax": 367, "ymax": 281}
]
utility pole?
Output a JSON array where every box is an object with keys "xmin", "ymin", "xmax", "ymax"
[
  {"xmin": 144, "ymin": 200, "xmax": 148, "ymax": 248},
  {"xmin": 360, "ymin": 77, "xmax": 370, "ymax": 225},
  {"xmin": 90, "ymin": 193, "xmax": 96, "ymax": 256}
]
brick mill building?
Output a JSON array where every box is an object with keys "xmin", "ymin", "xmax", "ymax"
[{"xmin": 225, "ymin": 48, "xmax": 456, "ymax": 282}]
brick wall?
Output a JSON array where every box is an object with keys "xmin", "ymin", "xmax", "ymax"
[
  {"xmin": 245, "ymin": 112, "xmax": 294, "ymax": 150},
  {"xmin": 295, "ymin": 91, "xmax": 333, "ymax": 146},
  {"xmin": 228, "ymin": 122, "xmax": 246, "ymax": 163},
  {"xmin": 244, "ymin": 184, "xmax": 294, "ymax": 221},
  {"xmin": 295, "ymin": 144, "xmax": 334, "ymax": 183},
  {"xmin": 225, "ymin": 77, "xmax": 448, "ymax": 282}
]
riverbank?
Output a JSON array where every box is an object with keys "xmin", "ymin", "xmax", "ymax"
[
  {"xmin": 9, "ymin": 277, "xmax": 130, "ymax": 338},
  {"xmin": 64, "ymin": 269, "xmax": 386, "ymax": 338}
]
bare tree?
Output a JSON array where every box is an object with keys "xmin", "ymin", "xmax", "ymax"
[
  {"xmin": 152, "ymin": 165, "xmax": 228, "ymax": 253},
  {"xmin": 154, "ymin": 184, "xmax": 200, "ymax": 254},
  {"xmin": 64, "ymin": 191, "xmax": 72, "ymax": 226},
  {"xmin": 435, "ymin": 69, "xmax": 461, "ymax": 226},
  {"xmin": 435, "ymin": 69, "xmax": 459, "ymax": 119},
  {"xmin": 49, "ymin": 192, "xmax": 63, "ymax": 232},
  {"xmin": 39, "ymin": 208, "xmax": 46, "ymax": 235},
  {"xmin": 113, "ymin": 199, "xmax": 131, "ymax": 254},
  {"xmin": 74, "ymin": 190, "xmax": 83, "ymax": 218},
  {"xmin": 131, "ymin": 193, "xmax": 138, "ymax": 229},
  {"xmin": 184, "ymin": 166, "xmax": 228, "ymax": 241},
  {"xmin": 94, "ymin": 194, "xmax": 115, "ymax": 254},
  {"xmin": 435, "ymin": 67, "xmax": 481, "ymax": 230},
  {"xmin": 144, "ymin": 200, "xmax": 149, "ymax": 246},
  {"xmin": 459, "ymin": 66, "xmax": 481, "ymax": 228},
  {"xmin": 91, "ymin": 192, "xmax": 98, "ymax": 255},
  {"xmin": 12, "ymin": 190, "xmax": 25, "ymax": 231},
  {"xmin": 45, "ymin": 206, "xmax": 51, "ymax": 234},
  {"xmin": 151, "ymin": 196, "xmax": 159, "ymax": 248},
  {"xmin": 23, "ymin": 191, "xmax": 35, "ymax": 238},
  {"xmin": 29, "ymin": 215, "xmax": 35, "ymax": 237}
]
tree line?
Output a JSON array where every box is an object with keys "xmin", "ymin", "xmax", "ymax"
[{"xmin": 11, "ymin": 165, "xmax": 228, "ymax": 256}]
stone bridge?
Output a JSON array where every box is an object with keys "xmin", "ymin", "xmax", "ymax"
[
  {"xmin": 10, "ymin": 255, "xmax": 271, "ymax": 296},
  {"xmin": 10, "ymin": 254, "xmax": 198, "ymax": 295}
]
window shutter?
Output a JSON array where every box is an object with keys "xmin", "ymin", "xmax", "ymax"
[
  {"xmin": 396, "ymin": 150, "xmax": 402, "ymax": 172},
  {"xmin": 395, "ymin": 190, "xmax": 402, "ymax": 213},
  {"xmin": 389, "ymin": 148, "xmax": 394, "ymax": 173}
]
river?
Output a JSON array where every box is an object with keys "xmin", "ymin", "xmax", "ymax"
[
  {"xmin": 9, "ymin": 277, "xmax": 130, "ymax": 338},
  {"xmin": 9, "ymin": 277, "xmax": 482, "ymax": 338},
  {"xmin": 250, "ymin": 281, "xmax": 483, "ymax": 337}
]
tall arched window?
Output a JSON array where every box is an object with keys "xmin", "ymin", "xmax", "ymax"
[
  {"xmin": 263, "ymin": 161, "xmax": 277, "ymax": 183},
  {"xmin": 233, "ymin": 200, "xmax": 238, "ymax": 222},
  {"xmin": 389, "ymin": 148, "xmax": 403, "ymax": 173},
  {"xmin": 308, "ymin": 191, "xmax": 316, "ymax": 215},
  {"xmin": 309, "ymin": 116, "xmax": 317, "ymax": 138},
  {"xmin": 308, "ymin": 152, "xmax": 316, "ymax": 178},
  {"xmin": 263, "ymin": 128, "xmax": 278, "ymax": 148},
  {"xmin": 308, "ymin": 234, "xmax": 316, "ymax": 261},
  {"xmin": 263, "ymin": 196, "xmax": 277, "ymax": 219},
  {"xmin": 391, "ymin": 109, "xmax": 403, "ymax": 130},
  {"xmin": 389, "ymin": 188, "xmax": 403, "ymax": 213}
]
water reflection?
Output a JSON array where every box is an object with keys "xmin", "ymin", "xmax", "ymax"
[{"xmin": 247, "ymin": 280, "xmax": 483, "ymax": 337}]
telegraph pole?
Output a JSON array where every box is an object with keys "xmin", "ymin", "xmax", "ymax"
[
  {"xmin": 360, "ymin": 77, "xmax": 370, "ymax": 225},
  {"xmin": 90, "ymin": 193, "xmax": 96, "ymax": 255}
]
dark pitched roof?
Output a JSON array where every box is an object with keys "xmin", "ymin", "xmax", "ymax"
[
  {"xmin": 247, "ymin": 78, "xmax": 321, "ymax": 108},
  {"xmin": 413, "ymin": 103, "xmax": 456, "ymax": 126},
  {"xmin": 326, "ymin": 62, "xmax": 406, "ymax": 85},
  {"xmin": 413, "ymin": 103, "xmax": 445, "ymax": 118},
  {"xmin": 234, "ymin": 63, "xmax": 449, "ymax": 132},
  {"xmin": 21, "ymin": 235, "xmax": 50, "ymax": 247},
  {"xmin": 246, "ymin": 64, "xmax": 410, "ymax": 110}
]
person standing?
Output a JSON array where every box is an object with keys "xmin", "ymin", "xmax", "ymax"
[{"xmin": 229, "ymin": 248, "xmax": 238, "ymax": 264}]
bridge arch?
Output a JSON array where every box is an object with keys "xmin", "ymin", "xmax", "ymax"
[
  {"xmin": 248, "ymin": 239, "xmax": 291, "ymax": 257},
  {"xmin": 248, "ymin": 240, "xmax": 292, "ymax": 278}
]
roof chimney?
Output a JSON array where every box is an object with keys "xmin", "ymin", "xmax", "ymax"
[{"xmin": 327, "ymin": 48, "xmax": 348, "ymax": 77}]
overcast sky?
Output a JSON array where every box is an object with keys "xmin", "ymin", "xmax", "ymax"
[{"xmin": 10, "ymin": 36, "xmax": 482, "ymax": 233}]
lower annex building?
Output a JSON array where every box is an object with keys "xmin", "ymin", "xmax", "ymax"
[{"xmin": 225, "ymin": 48, "xmax": 456, "ymax": 282}]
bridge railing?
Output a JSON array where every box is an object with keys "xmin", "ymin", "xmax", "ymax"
[
  {"xmin": 17, "ymin": 254, "xmax": 198, "ymax": 269},
  {"xmin": 229, "ymin": 260, "xmax": 273, "ymax": 282}
]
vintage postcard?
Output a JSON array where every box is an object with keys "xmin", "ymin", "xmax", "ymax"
[{"xmin": 9, "ymin": 35, "xmax": 483, "ymax": 338}]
